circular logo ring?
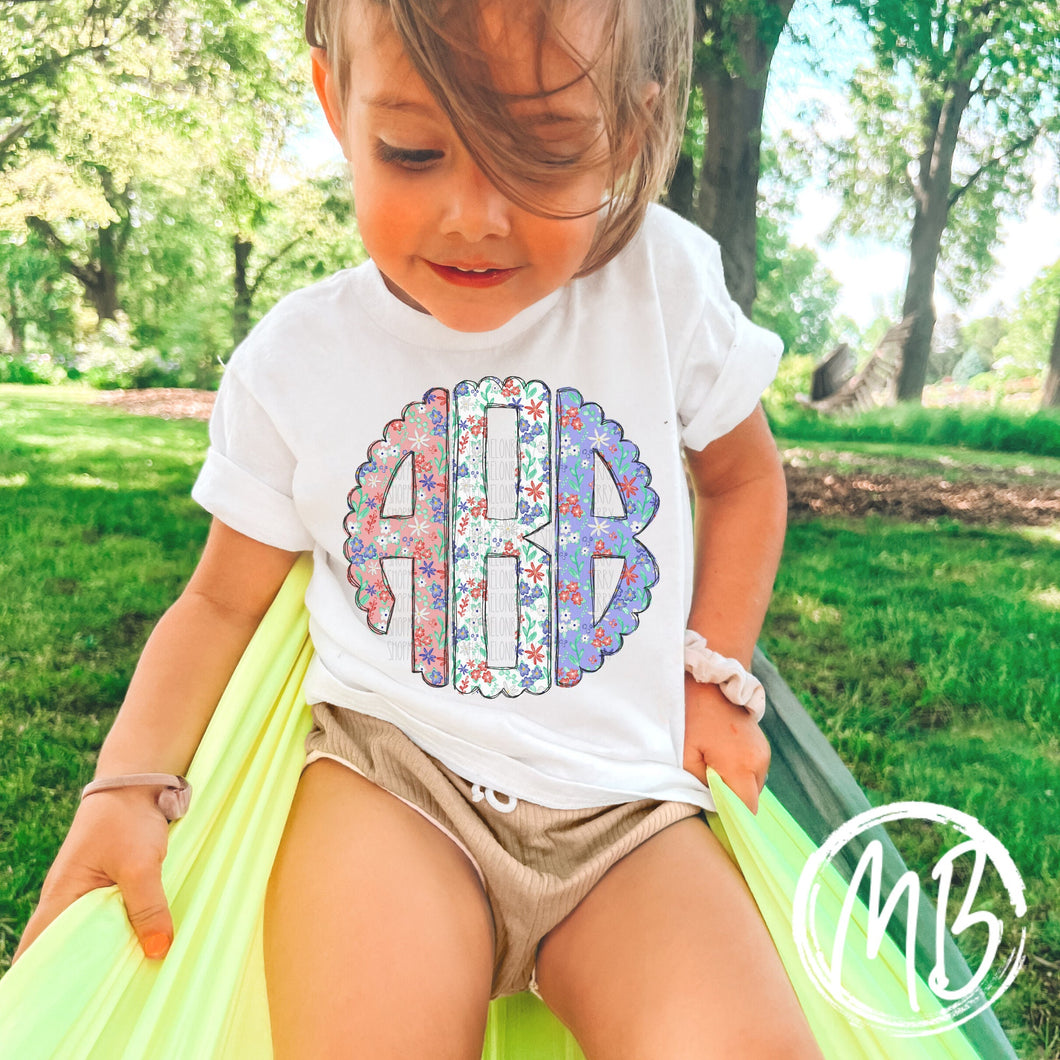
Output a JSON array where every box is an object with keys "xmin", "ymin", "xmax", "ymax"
[{"xmin": 792, "ymin": 801, "xmax": 1027, "ymax": 1037}]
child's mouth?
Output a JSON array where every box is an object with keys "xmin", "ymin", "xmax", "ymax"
[{"xmin": 427, "ymin": 261, "xmax": 520, "ymax": 288}]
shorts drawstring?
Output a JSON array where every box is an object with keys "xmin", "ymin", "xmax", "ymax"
[{"xmin": 470, "ymin": 783, "xmax": 519, "ymax": 813}]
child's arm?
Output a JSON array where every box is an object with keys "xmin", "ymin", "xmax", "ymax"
[
  {"xmin": 13, "ymin": 519, "xmax": 301, "ymax": 963},
  {"xmin": 682, "ymin": 405, "xmax": 787, "ymax": 814}
]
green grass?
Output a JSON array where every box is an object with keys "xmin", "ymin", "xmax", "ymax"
[
  {"xmin": 0, "ymin": 384, "xmax": 210, "ymax": 962},
  {"xmin": 761, "ymin": 517, "xmax": 1060, "ymax": 1058},
  {"xmin": 776, "ymin": 435, "xmax": 1060, "ymax": 481},
  {"xmin": 768, "ymin": 402, "xmax": 1060, "ymax": 458},
  {"xmin": 1, "ymin": 385, "xmax": 1058, "ymax": 1055}
]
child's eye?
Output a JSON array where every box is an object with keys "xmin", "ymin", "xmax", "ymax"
[{"xmin": 374, "ymin": 141, "xmax": 444, "ymax": 170}]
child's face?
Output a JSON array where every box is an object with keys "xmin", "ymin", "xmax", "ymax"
[{"xmin": 314, "ymin": 4, "xmax": 614, "ymax": 333}]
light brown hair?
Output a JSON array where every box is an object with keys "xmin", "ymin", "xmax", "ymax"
[{"xmin": 305, "ymin": 0, "xmax": 693, "ymax": 276}]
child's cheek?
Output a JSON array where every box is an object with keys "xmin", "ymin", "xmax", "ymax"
[
  {"xmin": 524, "ymin": 214, "xmax": 597, "ymax": 279},
  {"xmin": 354, "ymin": 172, "xmax": 422, "ymax": 267}
]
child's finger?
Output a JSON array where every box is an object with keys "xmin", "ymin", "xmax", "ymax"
[
  {"xmin": 727, "ymin": 771, "xmax": 761, "ymax": 816},
  {"xmin": 115, "ymin": 863, "xmax": 174, "ymax": 959}
]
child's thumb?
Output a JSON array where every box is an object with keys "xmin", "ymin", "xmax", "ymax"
[{"xmin": 119, "ymin": 868, "xmax": 174, "ymax": 959}]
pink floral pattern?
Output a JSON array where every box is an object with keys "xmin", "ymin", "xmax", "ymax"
[{"xmin": 344, "ymin": 389, "xmax": 449, "ymax": 687}]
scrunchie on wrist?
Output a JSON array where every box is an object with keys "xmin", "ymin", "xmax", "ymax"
[
  {"xmin": 683, "ymin": 630, "xmax": 765, "ymax": 723},
  {"xmin": 81, "ymin": 773, "xmax": 191, "ymax": 822}
]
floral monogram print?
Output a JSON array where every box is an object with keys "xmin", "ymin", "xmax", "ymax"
[
  {"xmin": 554, "ymin": 387, "xmax": 659, "ymax": 686},
  {"xmin": 452, "ymin": 377, "xmax": 552, "ymax": 697},
  {"xmin": 343, "ymin": 388, "xmax": 449, "ymax": 687},
  {"xmin": 343, "ymin": 379, "xmax": 659, "ymax": 696}
]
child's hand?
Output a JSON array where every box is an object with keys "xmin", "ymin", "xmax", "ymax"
[
  {"xmin": 682, "ymin": 675, "xmax": 770, "ymax": 815},
  {"xmin": 12, "ymin": 785, "xmax": 175, "ymax": 964}
]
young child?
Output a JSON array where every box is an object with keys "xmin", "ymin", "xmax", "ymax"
[{"xmin": 17, "ymin": 0, "xmax": 824, "ymax": 1056}]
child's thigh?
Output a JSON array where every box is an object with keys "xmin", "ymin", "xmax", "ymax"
[
  {"xmin": 534, "ymin": 816, "xmax": 823, "ymax": 1060},
  {"xmin": 264, "ymin": 757, "xmax": 494, "ymax": 1060}
]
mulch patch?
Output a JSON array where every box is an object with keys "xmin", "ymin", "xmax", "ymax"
[
  {"xmin": 92, "ymin": 388, "xmax": 217, "ymax": 422},
  {"xmin": 93, "ymin": 389, "xmax": 1060, "ymax": 528},
  {"xmin": 785, "ymin": 466, "xmax": 1060, "ymax": 527}
]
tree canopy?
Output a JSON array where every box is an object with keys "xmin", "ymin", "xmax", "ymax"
[
  {"xmin": 3, "ymin": 0, "xmax": 1059, "ymax": 410},
  {"xmin": 827, "ymin": 0, "xmax": 1060, "ymax": 400},
  {"xmin": 0, "ymin": 0, "xmax": 362, "ymax": 385}
]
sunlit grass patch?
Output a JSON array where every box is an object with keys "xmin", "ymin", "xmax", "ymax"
[
  {"xmin": 1031, "ymin": 586, "xmax": 1060, "ymax": 610},
  {"xmin": 0, "ymin": 386, "xmax": 210, "ymax": 967}
]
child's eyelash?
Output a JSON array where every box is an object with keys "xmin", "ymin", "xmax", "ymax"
[{"xmin": 374, "ymin": 142, "xmax": 444, "ymax": 169}]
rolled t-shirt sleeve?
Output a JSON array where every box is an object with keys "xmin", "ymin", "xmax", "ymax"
[
  {"xmin": 191, "ymin": 362, "xmax": 315, "ymax": 552},
  {"xmin": 674, "ymin": 241, "xmax": 784, "ymax": 452}
]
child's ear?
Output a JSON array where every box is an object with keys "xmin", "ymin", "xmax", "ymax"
[{"xmin": 311, "ymin": 47, "xmax": 346, "ymax": 150}]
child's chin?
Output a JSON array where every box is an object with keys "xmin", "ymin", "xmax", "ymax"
[
  {"xmin": 429, "ymin": 301, "xmax": 522, "ymax": 333},
  {"xmin": 383, "ymin": 273, "xmax": 522, "ymax": 332}
]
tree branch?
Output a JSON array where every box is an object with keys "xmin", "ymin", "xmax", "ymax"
[
  {"xmin": 0, "ymin": 42, "xmax": 110, "ymax": 90},
  {"xmin": 25, "ymin": 215, "xmax": 97, "ymax": 291},
  {"xmin": 948, "ymin": 127, "xmax": 1040, "ymax": 209},
  {"xmin": 25, "ymin": 215, "xmax": 71, "ymax": 255},
  {"xmin": 0, "ymin": 114, "xmax": 35, "ymax": 158},
  {"xmin": 248, "ymin": 234, "xmax": 307, "ymax": 298}
]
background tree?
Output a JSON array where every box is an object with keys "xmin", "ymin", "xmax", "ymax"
[
  {"xmin": 1043, "ymin": 301, "xmax": 1060, "ymax": 408},
  {"xmin": 227, "ymin": 176, "xmax": 356, "ymax": 346},
  {"xmin": 753, "ymin": 147, "xmax": 851, "ymax": 358},
  {"xmin": 0, "ymin": 0, "xmax": 363, "ymax": 385},
  {"xmin": 992, "ymin": 259, "xmax": 1060, "ymax": 408},
  {"xmin": 668, "ymin": 0, "xmax": 797, "ymax": 315},
  {"xmin": 828, "ymin": 0, "xmax": 1060, "ymax": 402},
  {"xmin": 0, "ymin": 230, "xmax": 79, "ymax": 374},
  {"xmin": 0, "ymin": 0, "xmax": 168, "ymax": 168},
  {"xmin": 2, "ymin": 31, "xmax": 222, "ymax": 324}
]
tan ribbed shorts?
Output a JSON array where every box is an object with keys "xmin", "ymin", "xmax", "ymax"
[{"xmin": 304, "ymin": 704, "xmax": 701, "ymax": 998}]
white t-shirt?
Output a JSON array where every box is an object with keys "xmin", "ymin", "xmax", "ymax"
[{"xmin": 192, "ymin": 204, "xmax": 782, "ymax": 813}]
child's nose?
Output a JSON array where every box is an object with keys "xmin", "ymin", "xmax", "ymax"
[{"xmin": 439, "ymin": 160, "xmax": 512, "ymax": 242}]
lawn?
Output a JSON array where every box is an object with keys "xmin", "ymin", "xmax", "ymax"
[
  {"xmin": 774, "ymin": 434, "xmax": 1060, "ymax": 480},
  {"xmin": 1, "ymin": 384, "xmax": 1057, "ymax": 1057},
  {"xmin": 0, "ymin": 385, "xmax": 210, "ymax": 965}
]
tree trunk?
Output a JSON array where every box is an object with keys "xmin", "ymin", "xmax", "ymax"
[
  {"xmin": 25, "ymin": 170, "xmax": 128, "ymax": 326},
  {"xmin": 87, "ymin": 172, "xmax": 127, "ymax": 323},
  {"xmin": 83, "ymin": 231, "xmax": 120, "ymax": 322},
  {"xmin": 698, "ymin": 73, "xmax": 766, "ymax": 315},
  {"xmin": 4, "ymin": 272, "xmax": 25, "ymax": 354},
  {"xmin": 695, "ymin": 0, "xmax": 794, "ymax": 316},
  {"xmin": 896, "ymin": 200, "xmax": 946, "ymax": 401},
  {"xmin": 233, "ymin": 236, "xmax": 253, "ymax": 346},
  {"xmin": 664, "ymin": 151, "xmax": 695, "ymax": 222},
  {"xmin": 896, "ymin": 80, "xmax": 972, "ymax": 402},
  {"xmin": 1041, "ymin": 299, "xmax": 1060, "ymax": 409}
]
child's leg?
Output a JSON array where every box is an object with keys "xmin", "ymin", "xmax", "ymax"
[
  {"xmin": 534, "ymin": 816, "xmax": 824, "ymax": 1060},
  {"xmin": 264, "ymin": 758, "xmax": 495, "ymax": 1060}
]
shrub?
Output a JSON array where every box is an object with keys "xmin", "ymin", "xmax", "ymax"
[
  {"xmin": 765, "ymin": 402, "xmax": 1060, "ymax": 457},
  {"xmin": 73, "ymin": 315, "xmax": 181, "ymax": 390}
]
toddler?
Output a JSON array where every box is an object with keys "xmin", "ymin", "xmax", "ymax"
[{"xmin": 18, "ymin": 1, "xmax": 824, "ymax": 1056}]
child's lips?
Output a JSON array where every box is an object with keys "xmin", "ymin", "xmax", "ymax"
[{"xmin": 426, "ymin": 260, "xmax": 521, "ymax": 288}]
